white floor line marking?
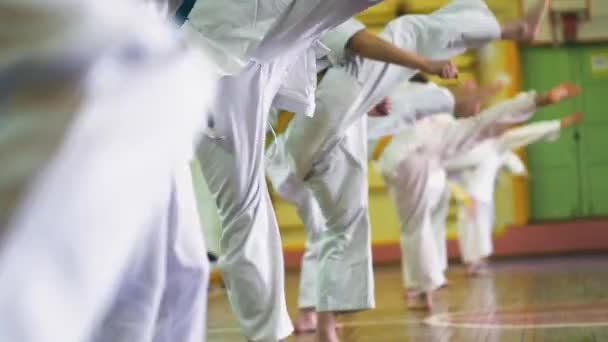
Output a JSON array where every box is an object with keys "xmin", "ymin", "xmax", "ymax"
[
  {"xmin": 425, "ymin": 310, "xmax": 608, "ymax": 330},
  {"xmin": 207, "ymin": 327, "xmax": 241, "ymax": 335},
  {"xmin": 339, "ymin": 318, "xmax": 423, "ymax": 327},
  {"xmin": 207, "ymin": 318, "xmax": 423, "ymax": 335}
]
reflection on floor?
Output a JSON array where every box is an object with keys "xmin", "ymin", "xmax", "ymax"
[{"xmin": 208, "ymin": 254, "xmax": 608, "ymax": 341}]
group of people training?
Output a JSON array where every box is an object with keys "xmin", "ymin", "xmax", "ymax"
[{"xmin": 1, "ymin": 0, "xmax": 586, "ymax": 342}]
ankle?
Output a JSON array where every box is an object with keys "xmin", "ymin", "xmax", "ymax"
[{"xmin": 318, "ymin": 312, "xmax": 337, "ymax": 328}]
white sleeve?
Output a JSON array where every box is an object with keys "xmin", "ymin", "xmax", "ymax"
[
  {"xmin": 403, "ymin": 83, "xmax": 455, "ymax": 121},
  {"xmin": 367, "ymin": 115, "xmax": 407, "ymax": 140},
  {"xmin": 252, "ymin": 0, "xmax": 382, "ymax": 62},
  {"xmin": 443, "ymin": 140, "xmax": 492, "ymax": 172},
  {"xmin": 321, "ymin": 18, "xmax": 366, "ymax": 67},
  {"xmin": 367, "ymin": 82, "xmax": 454, "ymax": 140},
  {"xmin": 458, "ymin": 91, "xmax": 539, "ymax": 141},
  {"xmin": 501, "ymin": 151, "xmax": 527, "ymax": 175},
  {"xmin": 431, "ymin": 0, "xmax": 502, "ymax": 52},
  {"xmin": 494, "ymin": 107, "xmax": 536, "ymax": 125},
  {"xmin": 496, "ymin": 119, "xmax": 562, "ymax": 153},
  {"xmin": 380, "ymin": 0, "xmax": 501, "ymax": 61}
]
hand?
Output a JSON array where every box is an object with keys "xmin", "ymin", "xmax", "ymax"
[
  {"xmin": 560, "ymin": 112, "xmax": 584, "ymax": 128},
  {"xmin": 423, "ymin": 60, "xmax": 458, "ymax": 79},
  {"xmin": 368, "ymin": 97, "xmax": 393, "ymax": 117},
  {"xmin": 541, "ymin": 82, "xmax": 582, "ymax": 106}
]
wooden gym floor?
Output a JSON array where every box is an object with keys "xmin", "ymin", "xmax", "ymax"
[{"xmin": 207, "ymin": 254, "xmax": 608, "ymax": 341}]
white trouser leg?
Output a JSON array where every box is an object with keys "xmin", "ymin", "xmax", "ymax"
[
  {"xmin": 458, "ymin": 199, "xmax": 494, "ymax": 264},
  {"xmin": 457, "ymin": 203, "xmax": 474, "ymax": 264},
  {"xmin": 431, "ymin": 186, "xmax": 451, "ymax": 274},
  {"xmin": 292, "ymin": 182, "xmax": 325, "ymax": 310},
  {"xmin": 92, "ymin": 164, "xmax": 209, "ymax": 342},
  {"xmin": 190, "ymin": 158, "xmax": 221, "ymax": 257},
  {"xmin": 266, "ymin": 150, "xmax": 325, "ymax": 310},
  {"xmin": 0, "ymin": 46, "xmax": 210, "ymax": 342},
  {"xmin": 91, "ymin": 199, "xmax": 169, "ymax": 342},
  {"xmin": 299, "ymin": 232, "xmax": 322, "ymax": 309},
  {"xmin": 385, "ymin": 154, "xmax": 446, "ymax": 292},
  {"xmin": 305, "ymin": 119, "xmax": 374, "ymax": 312},
  {"xmin": 474, "ymin": 200, "xmax": 495, "ymax": 262},
  {"xmin": 196, "ymin": 61, "xmax": 293, "ymax": 341},
  {"xmin": 155, "ymin": 165, "xmax": 209, "ymax": 342}
]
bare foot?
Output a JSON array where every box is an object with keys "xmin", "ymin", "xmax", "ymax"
[
  {"xmin": 294, "ymin": 309, "xmax": 318, "ymax": 335},
  {"xmin": 406, "ymin": 291, "xmax": 433, "ymax": 310},
  {"xmin": 560, "ymin": 112, "xmax": 584, "ymax": 128},
  {"xmin": 466, "ymin": 262, "xmax": 488, "ymax": 277},
  {"xmin": 502, "ymin": 0, "xmax": 551, "ymax": 42},
  {"xmin": 523, "ymin": 0, "xmax": 552, "ymax": 42},
  {"xmin": 547, "ymin": 82, "xmax": 582, "ymax": 104},
  {"xmin": 316, "ymin": 312, "xmax": 340, "ymax": 342}
]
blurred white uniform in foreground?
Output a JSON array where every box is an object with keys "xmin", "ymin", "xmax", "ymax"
[{"xmin": 0, "ymin": 1, "xmax": 214, "ymax": 341}]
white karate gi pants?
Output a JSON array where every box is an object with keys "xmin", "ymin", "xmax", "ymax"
[
  {"xmin": 92, "ymin": 164, "xmax": 208, "ymax": 342},
  {"xmin": 265, "ymin": 164, "xmax": 324, "ymax": 310},
  {"xmin": 456, "ymin": 120, "xmax": 561, "ymax": 264},
  {"xmin": 432, "ymin": 185, "xmax": 452, "ymax": 274},
  {"xmin": 458, "ymin": 198, "xmax": 495, "ymax": 264},
  {"xmin": 383, "ymin": 153, "xmax": 447, "ymax": 292},
  {"xmin": 267, "ymin": 118, "xmax": 370, "ymax": 311},
  {"xmin": 195, "ymin": 1, "xmax": 379, "ymax": 339},
  {"xmin": 191, "ymin": 158, "xmax": 221, "ymax": 257},
  {"xmin": 0, "ymin": 36, "xmax": 213, "ymax": 342}
]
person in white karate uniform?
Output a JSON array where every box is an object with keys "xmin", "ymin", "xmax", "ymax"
[
  {"xmin": 92, "ymin": 3, "xmax": 219, "ymax": 342},
  {"xmin": 376, "ymin": 81, "xmax": 582, "ymax": 310},
  {"xmin": 0, "ymin": 1, "xmax": 215, "ymax": 342},
  {"xmin": 190, "ymin": 12, "xmax": 453, "ymax": 338},
  {"xmin": 266, "ymin": 78, "xmax": 456, "ymax": 333},
  {"xmin": 446, "ymin": 107, "xmax": 583, "ymax": 276},
  {"xmin": 183, "ymin": 2, "xmax": 403, "ymax": 341},
  {"xmin": 265, "ymin": 10, "xmax": 461, "ymax": 333},
  {"xmin": 271, "ymin": 0, "xmax": 552, "ymax": 334},
  {"xmin": 268, "ymin": 117, "xmax": 369, "ymax": 334}
]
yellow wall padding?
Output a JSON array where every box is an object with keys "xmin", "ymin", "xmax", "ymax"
[
  {"xmin": 402, "ymin": 0, "xmax": 450, "ymax": 14},
  {"xmin": 356, "ymin": 0, "xmax": 401, "ymax": 26}
]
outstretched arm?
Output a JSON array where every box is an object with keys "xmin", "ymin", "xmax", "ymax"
[
  {"xmin": 461, "ymin": 82, "xmax": 581, "ymax": 138},
  {"xmin": 347, "ymin": 30, "xmax": 458, "ymax": 79},
  {"xmin": 496, "ymin": 112, "xmax": 584, "ymax": 153},
  {"xmin": 491, "ymin": 82, "xmax": 580, "ymax": 126},
  {"xmin": 501, "ymin": 0, "xmax": 551, "ymax": 42}
]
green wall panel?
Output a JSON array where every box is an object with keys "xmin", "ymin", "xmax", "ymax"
[
  {"xmin": 577, "ymin": 47, "xmax": 608, "ymax": 216},
  {"xmin": 522, "ymin": 44, "xmax": 608, "ymax": 221},
  {"xmin": 522, "ymin": 47, "xmax": 582, "ymax": 220}
]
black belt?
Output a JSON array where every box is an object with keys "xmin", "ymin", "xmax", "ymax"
[{"xmin": 175, "ymin": 0, "xmax": 197, "ymax": 27}]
